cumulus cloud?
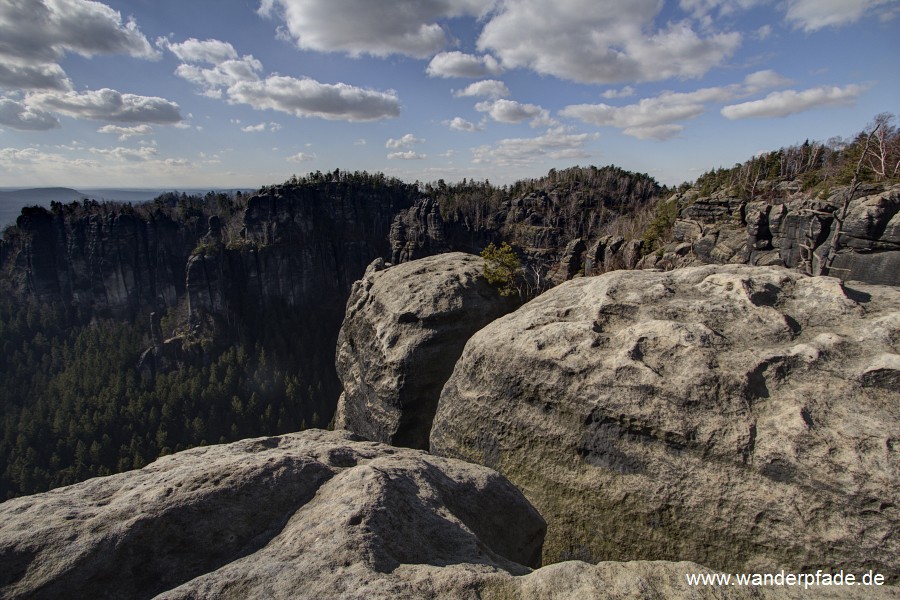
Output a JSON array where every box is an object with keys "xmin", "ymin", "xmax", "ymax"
[
  {"xmin": 29, "ymin": 89, "xmax": 183, "ymax": 123},
  {"xmin": 258, "ymin": 0, "xmax": 488, "ymax": 58},
  {"xmin": 476, "ymin": 0, "xmax": 741, "ymax": 84},
  {"xmin": 89, "ymin": 145, "xmax": 159, "ymax": 161},
  {"xmin": 387, "ymin": 150, "xmax": 427, "ymax": 160},
  {"xmin": 602, "ymin": 86, "xmax": 636, "ymax": 99},
  {"xmin": 721, "ymin": 84, "xmax": 864, "ymax": 119},
  {"xmin": 174, "ymin": 56, "xmax": 264, "ymax": 92},
  {"xmin": 453, "ymin": 80, "xmax": 510, "ymax": 99},
  {"xmin": 475, "ymin": 99, "xmax": 545, "ymax": 124},
  {"xmin": 166, "ymin": 36, "xmax": 400, "ymax": 122},
  {"xmin": 0, "ymin": 0, "xmax": 157, "ymax": 92},
  {"xmin": 678, "ymin": 0, "xmax": 765, "ymax": 20},
  {"xmin": 784, "ymin": 0, "xmax": 896, "ymax": 31},
  {"xmin": 241, "ymin": 121, "xmax": 281, "ymax": 132},
  {"xmin": 446, "ymin": 117, "xmax": 482, "ymax": 132},
  {"xmin": 562, "ymin": 70, "xmax": 795, "ymax": 139},
  {"xmin": 158, "ymin": 37, "xmax": 238, "ymax": 64},
  {"xmin": 287, "ymin": 151, "xmax": 316, "ymax": 162},
  {"xmin": 472, "ymin": 127, "xmax": 596, "ymax": 166},
  {"xmin": 229, "ymin": 76, "xmax": 400, "ymax": 121},
  {"xmin": 0, "ymin": 98, "xmax": 60, "ymax": 130},
  {"xmin": 0, "ymin": 63, "xmax": 71, "ymax": 92},
  {"xmin": 427, "ymin": 52, "xmax": 502, "ymax": 78},
  {"xmin": 97, "ymin": 124, "xmax": 152, "ymax": 140},
  {"xmin": 386, "ymin": 133, "xmax": 424, "ymax": 149}
]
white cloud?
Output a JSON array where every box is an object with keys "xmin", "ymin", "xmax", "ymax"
[
  {"xmin": 354, "ymin": 138, "xmax": 367, "ymax": 145},
  {"xmin": 453, "ymin": 80, "xmax": 510, "ymax": 99},
  {"xmin": 0, "ymin": 0, "xmax": 157, "ymax": 92},
  {"xmin": 678, "ymin": 0, "xmax": 765, "ymax": 20},
  {"xmin": 29, "ymin": 89, "xmax": 183, "ymax": 123},
  {"xmin": 472, "ymin": 127, "xmax": 596, "ymax": 166},
  {"xmin": 174, "ymin": 56, "xmax": 264, "ymax": 91},
  {"xmin": 602, "ymin": 86, "xmax": 636, "ymax": 99},
  {"xmin": 0, "ymin": 144, "xmax": 190, "ymax": 185},
  {"xmin": 475, "ymin": 99, "xmax": 546, "ymax": 125},
  {"xmin": 89, "ymin": 145, "xmax": 158, "ymax": 161},
  {"xmin": 0, "ymin": 98, "xmax": 60, "ymax": 130},
  {"xmin": 0, "ymin": 63, "xmax": 71, "ymax": 92},
  {"xmin": 287, "ymin": 151, "xmax": 316, "ymax": 162},
  {"xmin": 721, "ymin": 85, "xmax": 864, "ymax": 119},
  {"xmin": 227, "ymin": 76, "xmax": 401, "ymax": 121},
  {"xmin": 258, "ymin": 0, "xmax": 489, "ymax": 58},
  {"xmin": 742, "ymin": 69, "xmax": 793, "ymax": 92},
  {"xmin": 166, "ymin": 37, "xmax": 400, "ymax": 122},
  {"xmin": 446, "ymin": 117, "xmax": 482, "ymax": 132},
  {"xmin": 158, "ymin": 37, "xmax": 238, "ymax": 64},
  {"xmin": 561, "ymin": 70, "xmax": 794, "ymax": 139},
  {"xmin": 427, "ymin": 52, "xmax": 502, "ymax": 78},
  {"xmin": 387, "ymin": 151, "xmax": 427, "ymax": 160},
  {"xmin": 386, "ymin": 133, "xmax": 424, "ymax": 149},
  {"xmin": 97, "ymin": 124, "xmax": 153, "ymax": 140},
  {"xmin": 0, "ymin": 0, "xmax": 158, "ymax": 63},
  {"xmin": 785, "ymin": 0, "xmax": 896, "ymax": 31},
  {"xmin": 477, "ymin": 0, "xmax": 741, "ymax": 84},
  {"xmin": 754, "ymin": 24, "xmax": 773, "ymax": 40},
  {"xmin": 241, "ymin": 121, "xmax": 281, "ymax": 132}
]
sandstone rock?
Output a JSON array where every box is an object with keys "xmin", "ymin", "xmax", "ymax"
[
  {"xmin": 6, "ymin": 204, "xmax": 203, "ymax": 316},
  {"xmin": 335, "ymin": 253, "xmax": 517, "ymax": 449},
  {"xmin": 4, "ymin": 429, "xmax": 891, "ymax": 599},
  {"xmin": 0, "ymin": 429, "xmax": 545, "ymax": 599},
  {"xmin": 431, "ymin": 265, "xmax": 900, "ymax": 579}
]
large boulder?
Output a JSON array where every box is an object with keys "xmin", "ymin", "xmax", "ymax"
[
  {"xmin": 3, "ymin": 430, "xmax": 891, "ymax": 600},
  {"xmin": 431, "ymin": 265, "xmax": 900, "ymax": 579},
  {"xmin": 335, "ymin": 253, "xmax": 517, "ymax": 449},
  {"xmin": 0, "ymin": 429, "xmax": 545, "ymax": 599}
]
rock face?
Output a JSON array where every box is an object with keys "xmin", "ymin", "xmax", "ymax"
[
  {"xmin": 4, "ymin": 203, "xmax": 204, "ymax": 316},
  {"xmin": 335, "ymin": 253, "xmax": 517, "ymax": 449},
  {"xmin": 431, "ymin": 264, "xmax": 900, "ymax": 579},
  {"xmin": 0, "ymin": 429, "xmax": 544, "ymax": 599},
  {"xmin": 187, "ymin": 181, "xmax": 417, "ymax": 324},
  {"xmin": 4, "ymin": 429, "xmax": 889, "ymax": 600},
  {"xmin": 665, "ymin": 184, "xmax": 900, "ymax": 286}
]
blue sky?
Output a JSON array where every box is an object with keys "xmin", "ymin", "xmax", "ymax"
[{"xmin": 0, "ymin": 0, "xmax": 897, "ymax": 188}]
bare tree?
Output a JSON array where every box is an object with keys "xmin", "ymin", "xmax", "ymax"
[{"xmin": 864, "ymin": 113, "xmax": 900, "ymax": 180}]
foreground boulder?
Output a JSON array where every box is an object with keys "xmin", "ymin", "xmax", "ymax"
[
  {"xmin": 0, "ymin": 429, "xmax": 544, "ymax": 599},
  {"xmin": 335, "ymin": 253, "xmax": 516, "ymax": 449},
  {"xmin": 431, "ymin": 264, "xmax": 900, "ymax": 579}
]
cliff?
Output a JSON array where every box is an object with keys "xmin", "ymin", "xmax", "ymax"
[
  {"xmin": 640, "ymin": 183, "xmax": 900, "ymax": 286},
  {"xmin": 186, "ymin": 179, "xmax": 417, "ymax": 325},
  {"xmin": 2, "ymin": 202, "xmax": 206, "ymax": 317}
]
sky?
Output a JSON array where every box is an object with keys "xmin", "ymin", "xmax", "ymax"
[{"xmin": 0, "ymin": 0, "xmax": 898, "ymax": 189}]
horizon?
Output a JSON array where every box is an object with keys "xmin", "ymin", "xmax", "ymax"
[{"xmin": 1, "ymin": 0, "xmax": 897, "ymax": 189}]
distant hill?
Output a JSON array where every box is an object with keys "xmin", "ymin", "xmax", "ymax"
[
  {"xmin": 0, "ymin": 188, "xmax": 86, "ymax": 230},
  {"xmin": 0, "ymin": 187, "xmax": 254, "ymax": 229}
]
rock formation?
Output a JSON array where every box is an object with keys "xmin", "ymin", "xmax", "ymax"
[
  {"xmin": 0, "ymin": 429, "xmax": 544, "ymax": 599},
  {"xmin": 3, "ymin": 203, "xmax": 205, "ymax": 317},
  {"xmin": 186, "ymin": 181, "xmax": 417, "ymax": 325},
  {"xmin": 4, "ymin": 428, "xmax": 890, "ymax": 599},
  {"xmin": 648, "ymin": 184, "xmax": 900, "ymax": 286},
  {"xmin": 335, "ymin": 253, "xmax": 518, "ymax": 449},
  {"xmin": 431, "ymin": 264, "xmax": 900, "ymax": 578}
]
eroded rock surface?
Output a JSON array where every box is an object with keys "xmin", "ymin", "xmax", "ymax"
[
  {"xmin": 0, "ymin": 429, "xmax": 544, "ymax": 599},
  {"xmin": 431, "ymin": 264, "xmax": 900, "ymax": 579},
  {"xmin": 335, "ymin": 253, "xmax": 517, "ymax": 449},
  {"xmin": 4, "ymin": 429, "xmax": 891, "ymax": 599}
]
